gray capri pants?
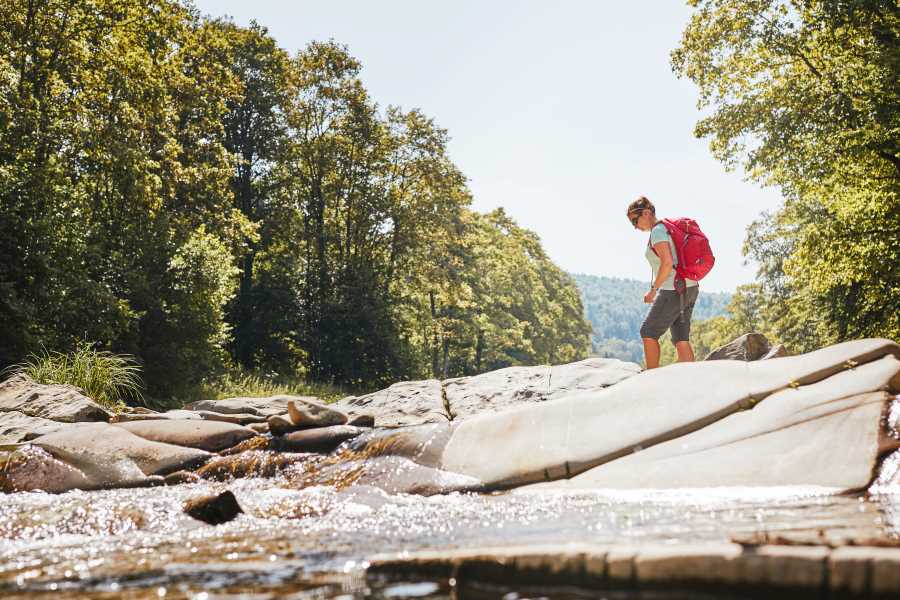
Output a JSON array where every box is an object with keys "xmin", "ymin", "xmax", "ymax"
[{"xmin": 640, "ymin": 286, "xmax": 700, "ymax": 343}]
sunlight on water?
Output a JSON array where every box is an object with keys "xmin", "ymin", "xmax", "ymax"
[{"xmin": 2, "ymin": 476, "xmax": 900, "ymax": 597}]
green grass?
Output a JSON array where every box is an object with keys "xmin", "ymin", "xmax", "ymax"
[
  {"xmin": 142, "ymin": 369, "xmax": 352, "ymax": 411},
  {"xmin": 8, "ymin": 343, "xmax": 143, "ymax": 413}
]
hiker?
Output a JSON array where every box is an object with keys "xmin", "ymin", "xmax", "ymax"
[{"xmin": 627, "ymin": 196, "xmax": 701, "ymax": 369}]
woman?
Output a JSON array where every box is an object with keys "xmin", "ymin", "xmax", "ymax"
[{"xmin": 626, "ymin": 196, "xmax": 699, "ymax": 369}]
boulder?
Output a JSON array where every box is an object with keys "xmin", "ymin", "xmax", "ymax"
[
  {"xmin": 704, "ymin": 333, "xmax": 771, "ymax": 361},
  {"xmin": 335, "ymin": 379, "xmax": 444, "ymax": 427},
  {"xmin": 443, "ymin": 358, "xmax": 641, "ymax": 421},
  {"xmin": 113, "ymin": 420, "xmax": 257, "ymax": 452},
  {"xmin": 183, "ymin": 490, "xmax": 243, "ymax": 525},
  {"xmin": 347, "ymin": 413, "xmax": 375, "ymax": 428},
  {"xmin": 183, "ymin": 395, "xmax": 313, "ymax": 418},
  {"xmin": 164, "ymin": 470, "xmax": 200, "ymax": 485},
  {"xmin": 111, "ymin": 409, "xmax": 203, "ymax": 423},
  {"xmin": 761, "ymin": 343, "xmax": 790, "ymax": 360},
  {"xmin": 277, "ymin": 425, "xmax": 368, "ymax": 453},
  {"xmin": 342, "ymin": 338, "xmax": 900, "ymax": 494},
  {"xmin": 267, "ymin": 414, "xmax": 296, "ymax": 436},
  {"xmin": 332, "ymin": 358, "xmax": 641, "ymax": 427},
  {"xmin": 0, "ymin": 410, "xmax": 68, "ymax": 444},
  {"xmin": 29, "ymin": 422, "xmax": 210, "ymax": 490},
  {"xmin": 0, "ymin": 444, "xmax": 165, "ymax": 493},
  {"xmin": 0, "ymin": 373, "xmax": 112, "ymax": 422},
  {"xmin": 287, "ymin": 399, "xmax": 348, "ymax": 428}
]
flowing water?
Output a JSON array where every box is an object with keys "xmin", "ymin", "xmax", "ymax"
[{"xmin": 3, "ymin": 466, "xmax": 900, "ymax": 600}]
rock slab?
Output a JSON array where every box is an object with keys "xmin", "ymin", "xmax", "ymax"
[{"xmin": 0, "ymin": 373, "xmax": 112, "ymax": 422}]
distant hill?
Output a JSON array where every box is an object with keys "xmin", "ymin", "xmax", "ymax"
[{"xmin": 571, "ymin": 273, "xmax": 731, "ymax": 363}]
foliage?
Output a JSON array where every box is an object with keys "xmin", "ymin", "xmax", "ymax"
[
  {"xmin": 0, "ymin": 3, "xmax": 591, "ymax": 395},
  {"xmin": 9, "ymin": 343, "xmax": 143, "ymax": 412},
  {"xmin": 673, "ymin": 0, "xmax": 900, "ymax": 348}
]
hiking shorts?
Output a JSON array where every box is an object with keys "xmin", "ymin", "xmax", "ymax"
[{"xmin": 640, "ymin": 286, "xmax": 700, "ymax": 343}]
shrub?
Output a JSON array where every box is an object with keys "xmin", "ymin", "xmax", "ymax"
[{"xmin": 10, "ymin": 343, "xmax": 144, "ymax": 412}]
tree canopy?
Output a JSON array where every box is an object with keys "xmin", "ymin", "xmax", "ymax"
[
  {"xmin": 673, "ymin": 0, "xmax": 900, "ymax": 350},
  {"xmin": 0, "ymin": 0, "xmax": 591, "ymax": 396}
]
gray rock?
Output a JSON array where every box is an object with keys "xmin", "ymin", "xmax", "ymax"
[
  {"xmin": 704, "ymin": 332, "xmax": 771, "ymax": 361},
  {"xmin": 286, "ymin": 399, "xmax": 348, "ymax": 428},
  {"xmin": 0, "ymin": 373, "xmax": 112, "ymax": 422},
  {"xmin": 111, "ymin": 409, "xmax": 203, "ymax": 422},
  {"xmin": 267, "ymin": 414, "xmax": 296, "ymax": 436},
  {"xmin": 344, "ymin": 338, "xmax": 900, "ymax": 494},
  {"xmin": 183, "ymin": 395, "xmax": 315, "ymax": 418},
  {"xmin": 30, "ymin": 422, "xmax": 210, "ymax": 489},
  {"xmin": 0, "ymin": 410, "xmax": 69, "ymax": 444},
  {"xmin": 164, "ymin": 470, "xmax": 201, "ymax": 485},
  {"xmin": 113, "ymin": 420, "xmax": 256, "ymax": 452},
  {"xmin": 183, "ymin": 490, "xmax": 243, "ymax": 525},
  {"xmin": 347, "ymin": 413, "xmax": 375, "ymax": 428},
  {"xmin": 248, "ymin": 422, "xmax": 270, "ymax": 434},
  {"xmin": 278, "ymin": 425, "xmax": 369, "ymax": 453},
  {"xmin": 760, "ymin": 343, "xmax": 789, "ymax": 360},
  {"xmin": 333, "ymin": 358, "xmax": 641, "ymax": 427},
  {"xmin": 444, "ymin": 358, "xmax": 641, "ymax": 421},
  {"xmin": 335, "ymin": 379, "xmax": 444, "ymax": 427}
]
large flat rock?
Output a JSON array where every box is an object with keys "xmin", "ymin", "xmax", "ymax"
[
  {"xmin": 527, "ymin": 355, "xmax": 899, "ymax": 491},
  {"xmin": 0, "ymin": 410, "xmax": 69, "ymax": 444},
  {"xmin": 0, "ymin": 373, "xmax": 112, "ymax": 422},
  {"xmin": 184, "ymin": 395, "xmax": 310, "ymax": 418},
  {"xmin": 345, "ymin": 338, "xmax": 900, "ymax": 494},
  {"xmin": 28, "ymin": 423, "xmax": 210, "ymax": 490},
  {"xmin": 335, "ymin": 379, "xmax": 444, "ymax": 427},
  {"xmin": 114, "ymin": 420, "xmax": 257, "ymax": 452},
  {"xmin": 334, "ymin": 358, "xmax": 641, "ymax": 426}
]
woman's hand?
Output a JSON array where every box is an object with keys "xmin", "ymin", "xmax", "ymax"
[{"xmin": 644, "ymin": 288, "xmax": 657, "ymax": 304}]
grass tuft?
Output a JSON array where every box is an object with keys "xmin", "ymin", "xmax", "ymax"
[{"xmin": 7, "ymin": 343, "xmax": 143, "ymax": 412}]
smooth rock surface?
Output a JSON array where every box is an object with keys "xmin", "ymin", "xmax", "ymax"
[
  {"xmin": 335, "ymin": 379, "xmax": 444, "ymax": 427},
  {"xmin": 114, "ymin": 420, "xmax": 257, "ymax": 452},
  {"xmin": 0, "ymin": 373, "xmax": 112, "ymax": 422},
  {"xmin": 184, "ymin": 395, "xmax": 310, "ymax": 418},
  {"xmin": 334, "ymin": 358, "xmax": 641, "ymax": 427},
  {"xmin": 345, "ymin": 338, "xmax": 899, "ymax": 493},
  {"xmin": 30, "ymin": 423, "xmax": 210, "ymax": 489},
  {"xmin": 267, "ymin": 414, "xmax": 296, "ymax": 436},
  {"xmin": 0, "ymin": 410, "xmax": 68, "ymax": 444},
  {"xmin": 278, "ymin": 425, "xmax": 368, "ymax": 453},
  {"xmin": 443, "ymin": 358, "xmax": 641, "ymax": 421},
  {"xmin": 530, "ymin": 356, "xmax": 900, "ymax": 491},
  {"xmin": 286, "ymin": 399, "xmax": 348, "ymax": 428}
]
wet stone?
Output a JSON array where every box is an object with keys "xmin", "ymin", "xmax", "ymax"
[
  {"xmin": 164, "ymin": 470, "xmax": 200, "ymax": 485},
  {"xmin": 267, "ymin": 414, "xmax": 297, "ymax": 436},
  {"xmin": 277, "ymin": 425, "xmax": 368, "ymax": 453},
  {"xmin": 347, "ymin": 413, "xmax": 375, "ymax": 428},
  {"xmin": 183, "ymin": 490, "xmax": 243, "ymax": 525},
  {"xmin": 287, "ymin": 399, "xmax": 348, "ymax": 428}
]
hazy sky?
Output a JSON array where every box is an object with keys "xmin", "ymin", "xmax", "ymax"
[{"xmin": 192, "ymin": 0, "xmax": 783, "ymax": 293}]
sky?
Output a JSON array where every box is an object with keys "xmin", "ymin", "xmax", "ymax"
[{"xmin": 192, "ymin": 0, "xmax": 784, "ymax": 293}]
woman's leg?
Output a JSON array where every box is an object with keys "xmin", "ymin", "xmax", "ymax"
[
  {"xmin": 674, "ymin": 341, "xmax": 694, "ymax": 363},
  {"xmin": 643, "ymin": 337, "xmax": 661, "ymax": 369},
  {"xmin": 670, "ymin": 287, "xmax": 699, "ymax": 363}
]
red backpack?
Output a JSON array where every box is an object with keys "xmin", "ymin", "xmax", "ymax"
[{"xmin": 652, "ymin": 217, "xmax": 715, "ymax": 287}]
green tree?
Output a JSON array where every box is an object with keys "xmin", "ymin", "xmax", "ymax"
[{"xmin": 673, "ymin": 0, "xmax": 900, "ymax": 348}]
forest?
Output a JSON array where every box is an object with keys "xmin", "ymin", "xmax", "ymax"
[
  {"xmin": 1, "ymin": 1, "xmax": 897, "ymax": 401},
  {"xmin": 0, "ymin": 0, "xmax": 591, "ymax": 398},
  {"xmin": 574, "ymin": 274, "xmax": 731, "ymax": 363}
]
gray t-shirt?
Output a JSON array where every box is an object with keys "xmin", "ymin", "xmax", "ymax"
[{"xmin": 645, "ymin": 222, "xmax": 698, "ymax": 291}]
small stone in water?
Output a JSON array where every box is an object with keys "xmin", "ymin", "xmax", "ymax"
[{"xmin": 183, "ymin": 490, "xmax": 243, "ymax": 525}]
